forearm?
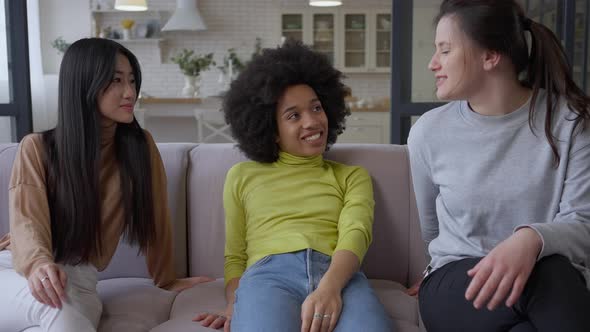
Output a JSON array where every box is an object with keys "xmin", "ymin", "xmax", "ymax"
[
  {"xmin": 318, "ymin": 250, "xmax": 360, "ymax": 292},
  {"xmin": 224, "ymin": 277, "xmax": 240, "ymax": 307}
]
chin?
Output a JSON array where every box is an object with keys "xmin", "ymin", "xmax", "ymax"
[{"xmin": 117, "ymin": 116, "xmax": 135, "ymax": 124}]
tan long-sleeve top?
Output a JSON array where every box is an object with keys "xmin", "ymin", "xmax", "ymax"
[{"xmin": 0, "ymin": 124, "xmax": 176, "ymax": 288}]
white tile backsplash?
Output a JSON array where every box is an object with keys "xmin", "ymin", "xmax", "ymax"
[{"xmin": 89, "ymin": 0, "xmax": 390, "ymax": 99}]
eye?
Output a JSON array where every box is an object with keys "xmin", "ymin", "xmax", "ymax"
[
  {"xmin": 112, "ymin": 77, "xmax": 122, "ymax": 83},
  {"xmin": 287, "ymin": 112, "xmax": 299, "ymax": 120},
  {"xmin": 441, "ymin": 50, "xmax": 450, "ymax": 55},
  {"xmin": 312, "ymin": 105, "xmax": 323, "ymax": 112}
]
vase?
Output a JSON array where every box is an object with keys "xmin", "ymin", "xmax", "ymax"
[
  {"xmin": 182, "ymin": 75, "xmax": 201, "ymax": 98},
  {"xmin": 123, "ymin": 28, "xmax": 131, "ymax": 40}
]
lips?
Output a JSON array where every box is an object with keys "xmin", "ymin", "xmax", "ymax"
[
  {"xmin": 120, "ymin": 104, "xmax": 134, "ymax": 112},
  {"xmin": 301, "ymin": 131, "xmax": 323, "ymax": 142},
  {"xmin": 435, "ymin": 75, "xmax": 446, "ymax": 87}
]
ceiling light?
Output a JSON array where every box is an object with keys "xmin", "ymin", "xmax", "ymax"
[
  {"xmin": 309, "ymin": 0, "xmax": 342, "ymax": 7},
  {"xmin": 162, "ymin": 0, "xmax": 207, "ymax": 31},
  {"xmin": 114, "ymin": 0, "xmax": 148, "ymax": 11}
]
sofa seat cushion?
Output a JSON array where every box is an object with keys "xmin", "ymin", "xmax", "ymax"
[
  {"xmin": 151, "ymin": 279, "xmax": 421, "ymax": 332},
  {"xmin": 97, "ymin": 278, "xmax": 177, "ymax": 332}
]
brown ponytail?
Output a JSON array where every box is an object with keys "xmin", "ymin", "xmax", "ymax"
[{"xmin": 526, "ymin": 19, "xmax": 590, "ymax": 164}]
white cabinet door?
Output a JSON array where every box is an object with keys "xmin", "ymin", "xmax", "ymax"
[
  {"xmin": 280, "ymin": 9, "xmax": 391, "ymax": 73},
  {"xmin": 337, "ymin": 112, "xmax": 390, "ymax": 143}
]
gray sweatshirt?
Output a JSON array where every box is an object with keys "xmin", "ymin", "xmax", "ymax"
[{"xmin": 408, "ymin": 91, "xmax": 590, "ymax": 288}]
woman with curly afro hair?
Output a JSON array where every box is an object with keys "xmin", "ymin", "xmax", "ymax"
[{"xmin": 194, "ymin": 40, "xmax": 393, "ymax": 332}]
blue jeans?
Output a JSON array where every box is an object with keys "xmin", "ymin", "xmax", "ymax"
[{"xmin": 231, "ymin": 249, "xmax": 393, "ymax": 332}]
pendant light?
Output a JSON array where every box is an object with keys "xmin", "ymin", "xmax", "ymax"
[
  {"xmin": 309, "ymin": 0, "xmax": 342, "ymax": 6},
  {"xmin": 114, "ymin": 0, "xmax": 148, "ymax": 11}
]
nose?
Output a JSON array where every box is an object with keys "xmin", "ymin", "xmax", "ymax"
[
  {"xmin": 123, "ymin": 81, "xmax": 136, "ymax": 100},
  {"xmin": 302, "ymin": 111, "xmax": 320, "ymax": 129},
  {"xmin": 428, "ymin": 53, "xmax": 440, "ymax": 72}
]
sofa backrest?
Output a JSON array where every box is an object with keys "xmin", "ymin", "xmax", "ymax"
[
  {"xmin": 0, "ymin": 142, "xmax": 194, "ymax": 281},
  {"xmin": 187, "ymin": 143, "xmax": 426, "ymax": 287},
  {"xmin": 0, "ymin": 142, "xmax": 426, "ymax": 287}
]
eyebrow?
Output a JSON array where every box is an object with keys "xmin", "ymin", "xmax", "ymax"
[
  {"xmin": 281, "ymin": 98, "xmax": 321, "ymax": 115},
  {"xmin": 436, "ymin": 41, "xmax": 451, "ymax": 47},
  {"xmin": 114, "ymin": 70, "xmax": 134, "ymax": 75}
]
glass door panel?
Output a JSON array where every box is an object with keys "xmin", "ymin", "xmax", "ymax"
[
  {"xmin": 313, "ymin": 14, "xmax": 335, "ymax": 64},
  {"xmin": 282, "ymin": 14, "xmax": 304, "ymax": 42},
  {"xmin": 344, "ymin": 14, "xmax": 366, "ymax": 68},
  {"xmin": 0, "ymin": 0, "xmax": 11, "ymax": 103},
  {"xmin": 376, "ymin": 13, "xmax": 391, "ymax": 68}
]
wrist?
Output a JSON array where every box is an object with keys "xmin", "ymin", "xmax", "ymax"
[{"xmin": 517, "ymin": 227, "xmax": 543, "ymax": 256}]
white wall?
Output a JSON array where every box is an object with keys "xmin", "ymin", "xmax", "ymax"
[
  {"xmin": 40, "ymin": 0, "xmax": 91, "ymax": 74},
  {"xmin": 88, "ymin": 0, "xmax": 391, "ymax": 99},
  {"xmin": 32, "ymin": 0, "xmax": 401, "ymax": 134}
]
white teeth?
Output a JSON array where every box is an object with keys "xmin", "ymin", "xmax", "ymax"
[{"xmin": 304, "ymin": 133, "xmax": 321, "ymax": 141}]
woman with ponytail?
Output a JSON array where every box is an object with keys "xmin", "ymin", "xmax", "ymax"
[
  {"xmin": 407, "ymin": 1, "xmax": 590, "ymax": 331},
  {"xmin": 0, "ymin": 38, "xmax": 211, "ymax": 332}
]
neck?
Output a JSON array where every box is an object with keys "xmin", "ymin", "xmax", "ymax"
[
  {"xmin": 467, "ymin": 75, "xmax": 531, "ymax": 116},
  {"xmin": 276, "ymin": 150, "xmax": 323, "ymax": 167}
]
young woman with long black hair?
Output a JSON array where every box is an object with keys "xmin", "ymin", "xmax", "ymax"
[
  {"xmin": 408, "ymin": 1, "xmax": 590, "ymax": 331},
  {"xmin": 0, "ymin": 38, "xmax": 210, "ymax": 332}
]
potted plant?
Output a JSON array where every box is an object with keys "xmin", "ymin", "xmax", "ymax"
[
  {"xmin": 171, "ymin": 49, "xmax": 215, "ymax": 97},
  {"xmin": 51, "ymin": 37, "xmax": 71, "ymax": 55},
  {"xmin": 217, "ymin": 38, "xmax": 263, "ymax": 91}
]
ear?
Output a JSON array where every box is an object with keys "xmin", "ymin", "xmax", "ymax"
[{"xmin": 482, "ymin": 50, "xmax": 501, "ymax": 71}]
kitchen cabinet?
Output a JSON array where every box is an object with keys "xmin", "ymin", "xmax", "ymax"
[
  {"xmin": 338, "ymin": 112, "xmax": 390, "ymax": 144},
  {"xmin": 281, "ymin": 9, "xmax": 391, "ymax": 73}
]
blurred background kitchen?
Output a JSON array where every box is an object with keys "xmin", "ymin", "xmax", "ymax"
[{"xmin": 1, "ymin": 0, "xmax": 590, "ymax": 144}]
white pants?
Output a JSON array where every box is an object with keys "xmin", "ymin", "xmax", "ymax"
[{"xmin": 0, "ymin": 251, "xmax": 102, "ymax": 332}]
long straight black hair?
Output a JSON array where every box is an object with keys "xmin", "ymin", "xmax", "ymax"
[
  {"xmin": 42, "ymin": 38, "xmax": 156, "ymax": 265},
  {"xmin": 436, "ymin": 0, "xmax": 590, "ymax": 164}
]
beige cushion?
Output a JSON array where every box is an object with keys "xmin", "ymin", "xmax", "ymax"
[
  {"xmin": 155, "ymin": 278, "xmax": 420, "ymax": 332},
  {"xmin": 97, "ymin": 278, "xmax": 177, "ymax": 332}
]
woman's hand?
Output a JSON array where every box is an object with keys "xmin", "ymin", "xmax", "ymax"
[
  {"xmin": 193, "ymin": 304, "xmax": 233, "ymax": 332},
  {"xmin": 165, "ymin": 276, "xmax": 214, "ymax": 292},
  {"xmin": 301, "ymin": 285, "xmax": 342, "ymax": 332},
  {"xmin": 28, "ymin": 262, "xmax": 67, "ymax": 308},
  {"xmin": 406, "ymin": 276, "xmax": 423, "ymax": 297},
  {"xmin": 465, "ymin": 227, "xmax": 543, "ymax": 310}
]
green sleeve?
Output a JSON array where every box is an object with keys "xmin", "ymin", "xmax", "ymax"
[
  {"xmin": 223, "ymin": 165, "xmax": 248, "ymax": 286},
  {"xmin": 334, "ymin": 166, "xmax": 375, "ymax": 263}
]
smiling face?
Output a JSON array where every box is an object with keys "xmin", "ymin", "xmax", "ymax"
[
  {"xmin": 275, "ymin": 84, "xmax": 328, "ymax": 158},
  {"xmin": 428, "ymin": 16, "xmax": 485, "ymax": 101},
  {"xmin": 97, "ymin": 53, "xmax": 137, "ymax": 124}
]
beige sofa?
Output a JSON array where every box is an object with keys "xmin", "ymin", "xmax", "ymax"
[{"xmin": 0, "ymin": 143, "xmax": 427, "ymax": 332}]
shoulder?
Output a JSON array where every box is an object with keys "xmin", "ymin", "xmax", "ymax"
[
  {"xmin": 409, "ymin": 102, "xmax": 459, "ymax": 140},
  {"xmin": 408, "ymin": 101, "xmax": 459, "ymax": 148},
  {"xmin": 226, "ymin": 161, "xmax": 266, "ymax": 178},
  {"xmin": 142, "ymin": 129, "xmax": 156, "ymax": 145},
  {"xmin": 17, "ymin": 133, "xmax": 46, "ymax": 163},
  {"xmin": 19, "ymin": 133, "xmax": 45, "ymax": 151},
  {"xmin": 325, "ymin": 160, "xmax": 371, "ymax": 180}
]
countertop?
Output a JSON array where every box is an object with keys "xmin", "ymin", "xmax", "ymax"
[
  {"xmin": 137, "ymin": 97, "xmax": 389, "ymax": 112},
  {"xmin": 138, "ymin": 97, "xmax": 202, "ymax": 104}
]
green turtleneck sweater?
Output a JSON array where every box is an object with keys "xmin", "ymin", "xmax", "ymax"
[{"xmin": 223, "ymin": 151, "xmax": 375, "ymax": 284}]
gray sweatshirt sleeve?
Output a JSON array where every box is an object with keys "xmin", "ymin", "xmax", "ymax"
[
  {"xmin": 408, "ymin": 119, "xmax": 440, "ymax": 245},
  {"xmin": 520, "ymin": 130, "xmax": 590, "ymax": 267}
]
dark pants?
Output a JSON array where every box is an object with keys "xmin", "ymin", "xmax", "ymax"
[{"xmin": 419, "ymin": 255, "xmax": 590, "ymax": 332}]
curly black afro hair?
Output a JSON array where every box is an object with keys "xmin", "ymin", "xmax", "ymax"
[{"xmin": 223, "ymin": 39, "xmax": 350, "ymax": 163}]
